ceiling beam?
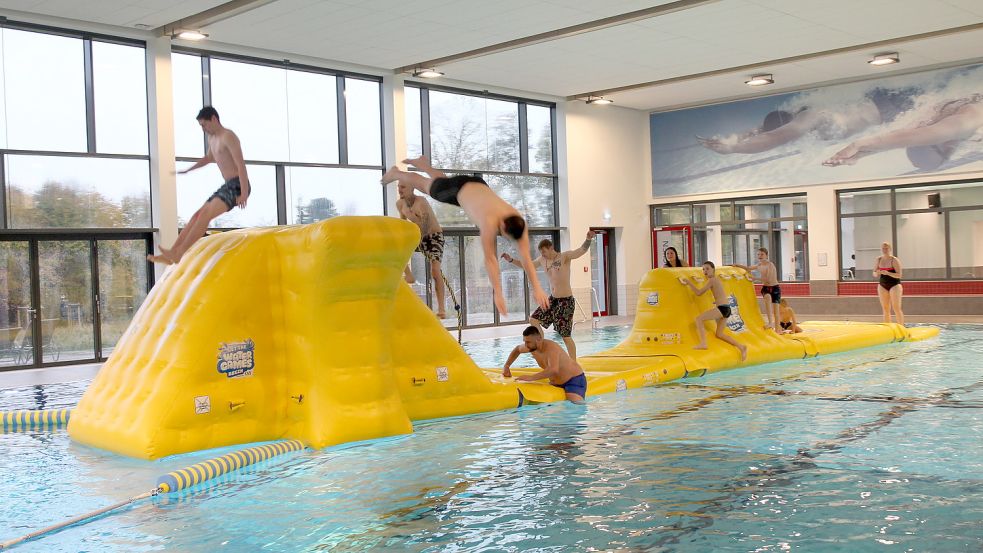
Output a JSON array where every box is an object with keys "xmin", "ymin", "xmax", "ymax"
[
  {"xmin": 393, "ymin": 0, "xmax": 719, "ymax": 74},
  {"xmin": 154, "ymin": 0, "xmax": 279, "ymax": 37},
  {"xmin": 567, "ymin": 21, "xmax": 983, "ymax": 101}
]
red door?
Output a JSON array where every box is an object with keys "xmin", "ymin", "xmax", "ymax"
[{"xmin": 652, "ymin": 225, "xmax": 693, "ymax": 268}]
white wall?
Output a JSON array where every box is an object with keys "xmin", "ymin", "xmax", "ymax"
[{"xmin": 561, "ymin": 101, "xmax": 651, "ymax": 315}]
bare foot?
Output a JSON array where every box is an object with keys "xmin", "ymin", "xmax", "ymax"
[
  {"xmin": 147, "ymin": 254, "xmax": 173, "ymax": 265},
  {"xmin": 738, "ymin": 345, "xmax": 748, "ymax": 361},
  {"xmin": 436, "ymin": 311, "xmax": 447, "ymax": 319},
  {"xmin": 402, "ymin": 156, "xmax": 428, "ymax": 169},
  {"xmin": 693, "ymin": 344, "xmax": 708, "ymax": 350},
  {"xmin": 381, "ymin": 166, "xmax": 402, "ymax": 184}
]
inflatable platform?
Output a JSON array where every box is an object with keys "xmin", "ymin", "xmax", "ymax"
[{"xmin": 68, "ymin": 217, "xmax": 938, "ymax": 459}]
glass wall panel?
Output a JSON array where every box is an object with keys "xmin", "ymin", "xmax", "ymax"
[
  {"xmin": 655, "ymin": 206, "xmax": 691, "ymax": 226},
  {"xmin": 98, "ymin": 239, "xmax": 148, "ymax": 355},
  {"xmin": 840, "ymin": 215, "xmax": 891, "ymax": 281},
  {"xmin": 949, "ymin": 209, "xmax": 983, "ymax": 279},
  {"xmin": 0, "ymin": 241, "xmax": 33, "ymax": 367},
  {"xmin": 440, "ymin": 236, "xmax": 462, "ymax": 327},
  {"xmin": 286, "ymin": 167, "xmax": 384, "ymax": 224},
  {"xmin": 176, "ymin": 162, "xmax": 277, "ymax": 228},
  {"xmin": 840, "ymin": 189, "xmax": 891, "ymax": 214},
  {"xmin": 404, "ymin": 86, "xmax": 422, "ymax": 159},
  {"xmin": 6, "ymin": 155, "xmax": 151, "ymax": 228},
  {"xmin": 3, "ymin": 29, "xmax": 86, "ymax": 152},
  {"xmin": 92, "ymin": 41, "xmax": 148, "ymax": 155},
  {"xmin": 210, "ymin": 59, "xmax": 289, "ymax": 161},
  {"xmin": 345, "ymin": 77, "xmax": 382, "ymax": 166},
  {"xmin": 498, "ymin": 236, "xmax": 527, "ymax": 323},
  {"xmin": 429, "ymin": 91, "xmax": 519, "ymax": 171},
  {"xmin": 172, "ymin": 53, "xmax": 205, "ymax": 158},
  {"xmin": 526, "ymin": 232, "xmax": 552, "ymax": 316},
  {"xmin": 39, "ymin": 240, "xmax": 93, "ymax": 363},
  {"xmin": 526, "ymin": 105, "xmax": 553, "ymax": 174},
  {"xmin": 287, "ymin": 70, "xmax": 339, "ymax": 164},
  {"xmin": 896, "ymin": 182, "xmax": 983, "ymax": 210},
  {"xmin": 464, "ymin": 236, "xmax": 494, "ymax": 325},
  {"xmin": 896, "ymin": 212, "xmax": 946, "ymax": 279}
]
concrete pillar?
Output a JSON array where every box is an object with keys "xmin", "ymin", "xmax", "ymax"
[{"xmin": 146, "ymin": 36, "xmax": 177, "ymax": 280}]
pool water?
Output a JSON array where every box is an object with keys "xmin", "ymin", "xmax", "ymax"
[{"xmin": 1, "ymin": 324, "xmax": 982, "ymax": 552}]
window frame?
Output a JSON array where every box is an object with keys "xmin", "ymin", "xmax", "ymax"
[{"xmin": 836, "ymin": 178, "xmax": 983, "ymax": 281}]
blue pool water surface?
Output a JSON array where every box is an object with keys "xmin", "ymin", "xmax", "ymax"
[{"xmin": 1, "ymin": 324, "xmax": 981, "ymax": 552}]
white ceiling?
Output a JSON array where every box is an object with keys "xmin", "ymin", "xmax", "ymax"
[{"xmin": 1, "ymin": 0, "xmax": 982, "ymax": 111}]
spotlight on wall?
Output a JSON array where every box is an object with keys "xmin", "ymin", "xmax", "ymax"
[
  {"xmin": 586, "ymin": 95, "xmax": 614, "ymax": 105},
  {"xmin": 868, "ymin": 53, "xmax": 900, "ymax": 66},
  {"xmin": 174, "ymin": 30, "xmax": 208, "ymax": 41},
  {"xmin": 412, "ymin": 68, "xmax": 444, "ymax": 78},
  {"xmin": 602, "ymin": 210, "xmax": 612, "ymax": 222},
  {"xmin": 744, "ymin": 74, "xmax": 774, "ymax": 86}
]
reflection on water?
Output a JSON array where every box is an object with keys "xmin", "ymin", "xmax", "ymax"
[{"xmin": 1, "ymin": 324, "xmax": 981, "ymax": 552}]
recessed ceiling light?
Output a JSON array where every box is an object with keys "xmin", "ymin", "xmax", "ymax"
[
  {"xmin": 174, "ymin": 30, "xmax": 208, "ymax": 41},
  {"xmin": 412, "ymin": 68, "xmax": 444, "ymax": 78},
  {"xmin": 868, "ymin": 53, "xmax": 900, "ymax": 66},
  {"xmin": 744, "ymin": 74, "xmax": 774, "ymax": 86},
  {"xmin": 586, "ymin": 95, "xmax": 613, "ymax": 105}
]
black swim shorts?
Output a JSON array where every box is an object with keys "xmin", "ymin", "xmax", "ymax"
[
  {"xmin": 416, "ymin": 232, "xmax": 445, "ymax": 263},
  {"xmin": 429, "ymin": 175, "xmax": 487, "ymax": 207},
  {"xmin": 531, "ymin": 295, "xmax": 577, "ymax": 338},
  {"xmin": 208, "ymin": 176, "xmax": 244, "ymax": 211},
  {"xmin": 717, "ymin": 304, "xmax": 732, "ymax": 318}
]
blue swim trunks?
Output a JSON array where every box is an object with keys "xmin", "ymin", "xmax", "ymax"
[{"xmin": 554, "ymin": 373, "xmax": 587, "ymax": 398}]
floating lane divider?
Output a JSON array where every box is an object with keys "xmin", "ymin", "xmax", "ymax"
[
  {"xmin": 0, "ymin": 439, "xmax": 306, "ymax": 550},
  {"xmin": 1, "ymin": 409, "xmax": 71, "ymax": 432},
  {"xmin": 157, "ymin": 439, "xmax": 306, "ymax": 492}
]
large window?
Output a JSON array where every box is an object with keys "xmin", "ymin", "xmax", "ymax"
[
  {"xmin": 838, "ymin": 180, "xmax": 983, "ymax": 280},
  {"xmin": 653, "ymin": 195, "xmax": 809, "ymax": 282},
  {"xmin": 405, "ymin": 84, "xmax": 558, "ymax": 328},
  {"xmin": 173, "ymin": 52, "xmax": 385, "ymax": 229},
  {"xmin": 0, "ymin": 23, "xmax": 153, "ymax": 371}
]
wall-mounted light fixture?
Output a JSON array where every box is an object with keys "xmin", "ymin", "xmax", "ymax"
[
  {"xmin": 744, "ymin": 74, "xmax": 774, "ymax": 86},
  {"xmin": 868, "ymin": 52, "xmax": 900, "ymax": 66},
  {"xmin": 412, "ymin": 68, "xmax": 444, "ymax": 78},
  {"xmin": 586, "ymin": 95, "xmax": 613, "ymax": 105}
]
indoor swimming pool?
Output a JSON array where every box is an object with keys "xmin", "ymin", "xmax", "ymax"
[{"xmin": 1, "ymin": 324, "xmax": 981, "ymax": 552}]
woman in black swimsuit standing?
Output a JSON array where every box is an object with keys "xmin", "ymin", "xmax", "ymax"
[{"xmin": 874, "ymin": 242, "xmax": 904, "ymax": 325}]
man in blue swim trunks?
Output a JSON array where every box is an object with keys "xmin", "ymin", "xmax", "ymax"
[
  {"xmin": 502, "ymin": 326, "xmax": 587, "ymax": 404},
  {"xmin": 148, "ymin": 106, "xmax": 250, "ymax": 265}
]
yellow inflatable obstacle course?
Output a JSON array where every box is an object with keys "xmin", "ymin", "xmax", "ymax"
[{"xmin": 68, "ymin": 217, "xmax": 938, "ymax": 459}]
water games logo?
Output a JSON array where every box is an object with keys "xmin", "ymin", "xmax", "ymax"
[
  {"xmin": 646, "ymin": 292, "xmax": 660, "ymax": 306},
  {"xmin": 725, "ymin": 295, "xmax": 746, "ymax": 333},
  {"xmin": 217, "ymin": 339, "xmax": 255, "ymax": 379}
]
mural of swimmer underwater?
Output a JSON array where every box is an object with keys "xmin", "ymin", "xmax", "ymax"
[
  {"xmin": 67, "ymin": 216, "xmax": 937, "ymax": 460},
  {"xmin": 651, "ymin": 62, "xmax": 983, "ymax": 196}
]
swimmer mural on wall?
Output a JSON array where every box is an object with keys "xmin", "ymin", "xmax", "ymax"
[{"xmin": 650, "ymin": 63, "xmax": 983, "ymax": 197}]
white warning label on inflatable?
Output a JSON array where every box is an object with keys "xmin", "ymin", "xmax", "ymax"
[
  {"xmin": 436, "ymin": 366, "xmax": 449, "ymax": 382},
  {"xmin": 194, "ymin": 395, "xmax": 211, "ymax": 415},
  {"xmin": 646, "ymin": 292, "xmax": 660, "ymax": 306},
  {"xmin": 217, "ymin": 339, "xmax": 255, "ymax": 379}
]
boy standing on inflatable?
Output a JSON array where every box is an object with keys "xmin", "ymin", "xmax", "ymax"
[
  {"xmin": 735, "ymin": 248, "xmax": 781, "ymax": 333},
  {"xmin": 681, "ymin": 262, "xmax": 748, "ymax": 361}
]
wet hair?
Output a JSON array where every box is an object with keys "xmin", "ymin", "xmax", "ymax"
[
  {"xmin": 702, "ymin": 261, "xmax": 715, "ymax": 270},
  {"xmin": 780, "ymin": 298, "xmax": 789, "ymax": 307},
  {"xmin": 538, "ymin": 238, "xmax": 554, "ymax": 251},
  {"xmin": 758, "ymin": 247, "xmax": 769, "ymax": 256},
  {"xmin": 197, "ymin": 106, "xmax": 220, "ymax": 121},
  {"xmin": 762, "ymin": 110, "xmax": 794, "ymax": 132},
  {"xmin": 664, "ymin": 246, "xmax": 685, "ymax": 267},
  {"xmin": 502, "ymin": 215, "xmax": 526, "ymax": 241},
  {"xmin": 522, "ymin": 325, "xmax": 541, "ymax": 337}
]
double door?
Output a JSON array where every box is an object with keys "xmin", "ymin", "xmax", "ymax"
[{"xmin": 0, "ymin": 234, "xmax": 151, "ymax": 370}]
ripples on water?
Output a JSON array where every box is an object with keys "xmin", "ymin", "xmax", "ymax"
[{"xmin": 1, "ymin": 324, "xmax": 981, "ymax": 552}]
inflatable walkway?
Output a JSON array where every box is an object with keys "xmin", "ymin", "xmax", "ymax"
[{"xmin": 68, "ymin": 217, "xmax": 937, "ymax": 459}]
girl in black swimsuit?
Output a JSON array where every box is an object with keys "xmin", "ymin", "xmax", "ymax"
[{"xmin": 874, "ymin": 242, "xmax": 905, "ymax": 325}]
